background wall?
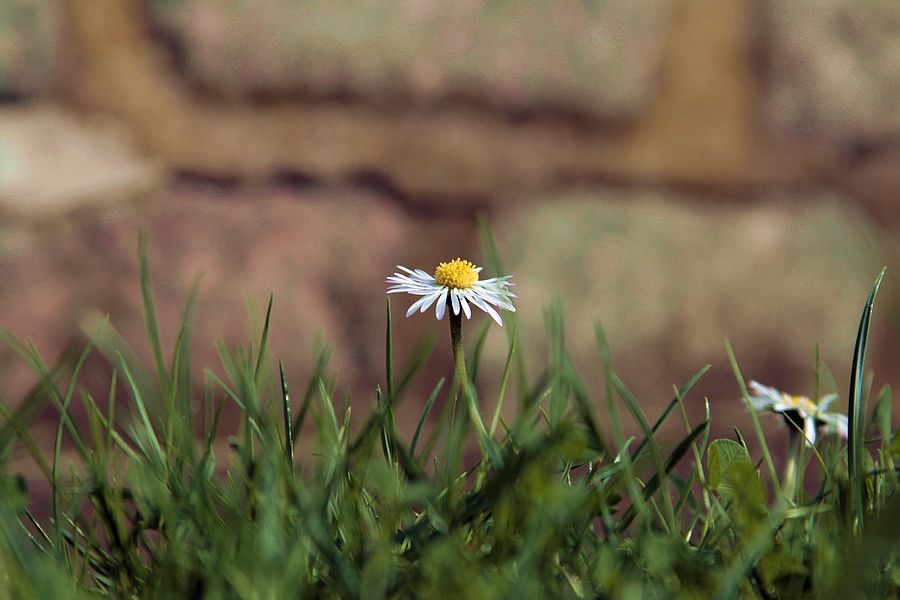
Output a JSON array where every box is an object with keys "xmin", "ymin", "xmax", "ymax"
[{"xmin": 1, "ymin": 0, "xmax": 899, "ymax": 476}]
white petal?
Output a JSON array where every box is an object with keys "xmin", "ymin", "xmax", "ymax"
[
  {"xmin": 394, "ymin": 266, "xmax": 435, "ymax": 286},
  {"xmin": 460, "ymin": 296, "xmax": 472, "ymax": 319},
  {"xmin": 818, "ymin": 393, "xmax": 838, "ymax": 411},
  {"xmin": 435, "ymin": 288, "xmax": 448, "ymax": 320},
  {"xmin": 747, "ymin": 396, "xmax": 774, "ymax": 411},
  {"xmin": 450, "ymin": 290, "xmax": 460, "ymax": 315},
  {"xmin": 389, "ymin": 286, "xmax": 436, "ymax": 296},
  {"xmin": 405, "ymin": 300, "xmax": 423, "ymax": 318},
  {"xmin": 804, "ymin": 416, "xmax": 817, "ymax": 446},
  {"xmin": 820, "ymin": 412, "xmax": 849, "ymax": 438},
  {"xmin": 398, "ymin": 266, "xmax": 426, "ymax": 280},
  {"xmin": 484, "ymin": 303, "xmax": 503, "ymax": 326},
  {"xmin": 466, "ymin": 292, "xmax": 488, "ymax": 312},
  {"xmin": 406, "ymin": 292, "xmax": 438, "ymax": 317},
  {"xmin": 467, "ymin": 292, "xmax": 503, "ymax": 326},
  {"xmin": 418, "ymin": 291, "xmax": 442, "ymax": 313},
  {"xmin": 474, "ymin": 286, "xmax": 516, "ymax": 311},
  {"xmin": 748, "ymin": 381, "xmax": 783, "ymax": 405},
  {"xmin": 772, "ymin": 399, "xmax": 798, "ymax": 414}
]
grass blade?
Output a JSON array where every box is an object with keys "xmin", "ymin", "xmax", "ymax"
[
  {"xmin": 478, "ymin": 217, "xmax": 528, "ymax": 400},
  {"xmin": 393, "ymin": 332, "xmax": 437, "ymax": 402},
  {"xmin": 611, "ymin": 372, "xmax": 677, "ymax": 532},
  {"xmin": 489, "ymin": 333, "xmax": 516, "ymax": 437},
  {"xmin": 411, "ymin": 378, "xmax": 444, "ymax": 457},
  {"xmin": 280, "ymin": 361, "xmax": 294, "ymax": 469},
  {"xmin": 52, "ymin": 317, "xmax": 108, "ymax": 545},
  {"xmin": 630, "ymin": 365, "xmax": 711, "ymax": 461},
  {"xmin": 725, "ymin": 341, "xmax": 782, "ymax": 498},
  {"xmin": 848, "ymin": 267, "xmax": 886, "ymax": 532},
  {"xmin": 138, "ymin": 231, "xmax": 170, "ymax": 393},
  {"xmin": 117, "ymin": 352, "xmax": 166, "ymax": 475},
  {"xmin": 616, "ymin": 419, "xmax": 709, "ymax": 533},
  {"xmin": 254, "ymin": 294, "xmax": 274, "ymax": 384},
  {"xmin": 385, "ymin": 297, "xmax": 394, "ymax": 399}
]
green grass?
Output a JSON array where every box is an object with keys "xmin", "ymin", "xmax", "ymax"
[{"xmin": 0, "ymin": 241, "xmax": 897, "ymax": 598}]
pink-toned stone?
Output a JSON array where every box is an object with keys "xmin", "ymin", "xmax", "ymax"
[{"xmin": 0, "ymin": 183, "xmax": 410, "ymax": 411}]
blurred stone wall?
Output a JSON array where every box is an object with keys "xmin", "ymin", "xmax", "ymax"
[{"xmin": 1, "ymin": 0, "xmax": 899, "ymax": 450}]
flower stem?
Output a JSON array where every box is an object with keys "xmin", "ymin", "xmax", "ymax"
[
  {"xmin": 449, "ymin": 310, "xmax": 469, "ymax": 397},
  {"xmin": 448, "ymin": 308, "xmax": 503, "ymax": 469},
  {"xmin": 784, "ymin": 425, "xmax": 801, "ymax": 504}
]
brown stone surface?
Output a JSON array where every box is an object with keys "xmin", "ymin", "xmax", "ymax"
[
  {"xmin": 766, "ymin": 0, "xmax": 900, "ymax": 141},
  {"xmin": 493, "ymin": 190, "xmax": 893, "ymax": 416},
  {"xmin": 0, "ymin": 0, "xmax": 62, "ymax": 96},
  {"xmin": 0, "ymin": 183, "xmax": 411, "ymax": 407},
  {"xmin": 0, "ymin": 0, "xmax": 898, "ymax": 508},
  {"xmin": 49, "ymin": 0, "xmax": 807, "ymax": 206},
  {"xmin": 148, "ymin": 0, "xmax": 672, "ymax": 119},
  {"xmin": 0, "ymin": 104, "xmax": 162, "ymax": 216},
  {"xmin": 3, "ymin": 0, "xmax": 898, "ymax": 219},
  {"xmin": 2, "ymin": 181, "xmax": 898, "ymax": 459}
]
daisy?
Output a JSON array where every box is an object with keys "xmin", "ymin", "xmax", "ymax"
[
  {"xmin": 386, "ymin": 258, "xmax": 516, "ymax": 326},
  {"xmin": 747, "ymin": 380, "xmax": 848, "ymax": 445}
]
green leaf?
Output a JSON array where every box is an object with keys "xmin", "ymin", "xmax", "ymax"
[
  {"xmin": 707, "ymin": 439, "xmax": 751, "ymax": 491},
  {"xmin": 891, "ymin": 430, "xmax": 900, "ymax": 458},
  {"xmin": 721, "ymin": 460, "xmax": 766, "ymax": 516}
]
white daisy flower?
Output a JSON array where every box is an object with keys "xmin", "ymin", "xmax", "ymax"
[
  {"xmin": 386, "ymin": 258, "xmax": 516, "ymax": 326},
  {"xmin": 748, "ymin": 380, "xmax": 848, "ymax": 445}
]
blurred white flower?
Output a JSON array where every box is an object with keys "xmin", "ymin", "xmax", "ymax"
[
  {"xmin": 386, "ymin": 258, "xmax": 516, "ymax": 326},
  {"xmin": 748, "ymin": 380, "xmax": 848, "ymax": 445}
]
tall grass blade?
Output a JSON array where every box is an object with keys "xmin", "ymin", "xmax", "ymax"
[
  {"xmin": 385, "ymin": 298, "xmax": 394, "ymax": 399},
  {"xmin": 714, "ymin": 504, "xmax": 786, "ymax": 599},
  {"xmin": 411, "ymin": 378, "xmax": 444, "ymax": 457},
  {"xmin": 138, "ymin": 232, "xmax": 170, "ymax": 393},
  {"xmin": 725, "ymin": 341, "xmax": 782, "ymax": 498},
  {"xmin": 478, "ymin": 217, "xmax": 528, "ymax": 397},
  {"xmin": 616, "ymin": 419, "xmax": 708, "ymax": 532},
  {"xmin": 489, "ymin": 333, "xmax": 516, "ymax": 437},
  {"xmin": 0, "ymin": 331, "xmax": 76, "ymax": 448},
  {"xmin": 467, "ymin": 319, "xmax": 492, "ymax": 384},
  {"xmin": 0, "ymin": 396, "xmax": 52, "ymax": 480},
  {"xmin": 848, "ymin": 267, "xmax": 886, "ymax": 532},
  {"xmin": 52, "ymin": 317, "xmax": 107, "ymax": 546},
  {"xmin": 393, "ymin": 332, "xmax": 436, "ymax": 403},
  {"xmin": 167, "ymin": 280, "xmax": 200, "ymax": 461},
  {"xmin": 594, "ymin": 323, "xmax": 651, "ymax": 529},
  {"xmin": 610, "ymin": 372, "xmax": 677, "ymax": 531},
  {"xmin": 292, "ymin": 343, "xmax": 331, "ymax": 435},
  {"xmin": 253, "ymin": 294, "xmax": 274, "ymax": 384},
  {"xmin": 829, "ymin": 492, "xmax": 900, "ymax": 596},
  {"xmin": 116, "ymin": 352, "xmax": 166, "ymax": 475},
  {"xmin": 631, "ymin": 365, "xmax": 710, "ymax": 461},
  {"xmin": 280, "ymin": 361, "xmax": 294, "ymax": 469},
  {"xmin": 464, "ymin": 386, "xmax": 503, "ymax": 469}
]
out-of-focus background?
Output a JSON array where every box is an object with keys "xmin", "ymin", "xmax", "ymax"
[{"xmin": 1, "ymin": 1, "xmax": 899, "ymax": 468}]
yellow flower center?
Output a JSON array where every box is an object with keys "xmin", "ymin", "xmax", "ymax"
[
  {"xmin": 434, "ymin": 258, "xmax": 479, "ymax": 289},
  {"xmin": 788, "ymin": 395, "xmax": 818, "ymax": 415}
]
